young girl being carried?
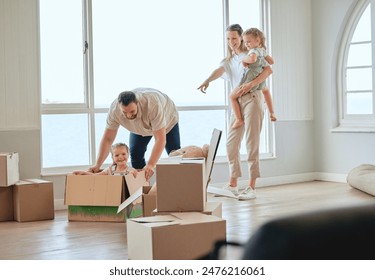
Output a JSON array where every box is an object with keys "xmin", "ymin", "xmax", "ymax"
[{"xmin": 231, "ymin": 27, "xmax": 277, "ymax": 129}]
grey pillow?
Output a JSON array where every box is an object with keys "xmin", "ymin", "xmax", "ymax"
[{"xmin": 347, "ymin": 164, "xmax": 375, "ymax": 196}]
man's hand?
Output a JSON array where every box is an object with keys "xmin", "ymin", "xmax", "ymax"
[
  {"xmin": 128, "ymin": 169, "xmax": 138, "ymax": 178},
  {"xmin": 143, "ymin": 164, "xmax": 155, "ymax": 181},
  {"xmin": 87, "ymin": 165, "xmax": 101, "ymax": 173}
]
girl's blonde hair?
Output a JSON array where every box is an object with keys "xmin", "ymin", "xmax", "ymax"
[
  {"xmin": 110, "ymin": 143, "xmax": 129, "ymax": 155},
  {"xmin": 243, "ymin": 28, "xmax": 267, "ymax": 50},
  {"xmin": 224, "ymin": 24, "xmax": 247, "ymax": 62}
]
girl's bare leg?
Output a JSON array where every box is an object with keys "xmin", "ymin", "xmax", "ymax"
[
  {"xmin": 262, "ymin": 87, "xmax": 277, "ymax": 122},
  {"xmin": 230, "ymin": 88, "xmax": 244, "ymax": 128}
]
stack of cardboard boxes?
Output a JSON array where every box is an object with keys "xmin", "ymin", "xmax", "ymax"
[
  {"xmin": 0, "ymin": 152, "xmax": 55, "ymax": 222},
  {"xmin": 63, "ymin": 129, "xmax": 225, "ymax": 259},
  {"xmin": 126, "ymin": 129, "xmax": 226, "ymax": 260}
]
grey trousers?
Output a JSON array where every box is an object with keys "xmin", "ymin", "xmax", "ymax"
[{"xmin": 226, "ymin": 90, "xmax": 264, "ymax": 179}]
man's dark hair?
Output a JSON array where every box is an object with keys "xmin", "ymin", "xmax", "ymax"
[{"xmin": 118, "ymin": 91, "xmax": 137, "ymax": 106}]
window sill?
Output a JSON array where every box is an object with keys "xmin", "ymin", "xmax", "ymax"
[
  {"xmin": 41, "ymin": 154, "xmax": 277, "ymax": 176},
  {"xmin": 331, "ymin": 124, "xmax": 375, "ymax": 133}
]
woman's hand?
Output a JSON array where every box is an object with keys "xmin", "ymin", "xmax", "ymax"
[
  {"xmin": 197, "ymin": 80, "xmax": 209, "ymax": 93},
  {"xmin": 239, "ymin": 81, "xmax": 256, "ymax": 96}
]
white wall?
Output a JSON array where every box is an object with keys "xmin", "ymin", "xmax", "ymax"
[
  {"xmin": 0, "ymin": 0, "xmax": 41, "ymax": 180},
  {"xmin": 2, "ymin": 0, "xmax": 372, "ymax": 209},
  {"xmin": 311, "ymin": 0, "xmax": 375, "ymax": 174}
]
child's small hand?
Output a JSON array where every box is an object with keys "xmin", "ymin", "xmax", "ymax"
[
  {"xmin": 129, "ymin": 169, "xmax": 138, "ymax": 178},
  {"xmin": 73, "ymin": 170, "xmax": 88, "ymax": 175},
  {"xmin": 242, "ymin": 61, "xmax": 250, "ymax": 68}
]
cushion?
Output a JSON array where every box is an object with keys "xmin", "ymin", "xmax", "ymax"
[{"xmin": 347, "ymin": 164, "xmax": 375, "ymax": 196}]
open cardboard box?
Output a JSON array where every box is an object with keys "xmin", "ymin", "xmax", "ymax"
[
  {"xmin": 118, "ymin": 128, "xmax": 223, "ymax": 215},
  {"xmin": 0, "ymin": 152, "xmax": 20, "ymax": 187},
  {"xmin": 127, "ymin": 212, "xmax": 226, "ymax": 260},
  {"xmin": 65, "ymin": 171, "xmax": 149, "ymax": 222}
]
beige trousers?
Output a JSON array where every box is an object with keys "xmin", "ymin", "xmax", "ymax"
[{"xmin": 226, "ymin": 90, "xmax": 264, "ymax": 179}]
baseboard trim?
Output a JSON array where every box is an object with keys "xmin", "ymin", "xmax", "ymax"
[
  {"xmin": 314, "ymin": 172, "xmax": 347, "ymax": 183},
  {"xmin": 213, "ymin": 172, "xmax": 347, "ymax": 189},
  {"xmin": 244, "ymin": 172, "xmax": 317, "ymax": 188},
  {"xmin": 54, "ymin": 199, "xmax": 67, "ymax": 211}
]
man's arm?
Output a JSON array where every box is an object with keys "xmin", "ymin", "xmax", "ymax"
[
  {"xmin": 143, "ymin": 127, "xmax": 166, "ymax": 180},
  {"xmin": 89, "ymin": 128, "xmax": 118, "ymax": 172}
]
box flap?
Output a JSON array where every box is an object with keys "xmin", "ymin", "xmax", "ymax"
[
  {"xmin": 24, "ymin": 178, "xmax": 51, "ymax": 184},
  {"xmin": 65, "ymin": 175, "xmax": 124, "ymax": 206},
  {"xmin": 117, "ymin": 187, "xmax": 142, "ymax": 213},
  {"xmin": 180, "ymin": 158, "xmax": 205, "ymax": 164},
  {"xmin": 142, "ymin": 186, "xmax": 152, "ymax": 194},
  {"xmin": 207, "ymin": 185, "xmax": 237, "ymax": 198},
  {"xmin": 141, "ymin": 221, "xmax": 180, "ymax": 228},
  {"xmin": 125, "ymin": 170, "xmax": 149, "ymax": 194},
  {"xmin": 171, "ymin": 212, "xmax": 221, "ymax": 222},
  {"xmin": 157, "ymin": 157, "xmax": 205, "ymax": 165},
  {"xmin": 0, "ymin": 152, "xmax": 19, "ymax": 186},
  {"xmin": 131, "ymin": 215, "xmax": 176, "ymax": 223},
  {"xmin": 129, "ymin": 215, "xmax": 181, "ymax": 227},
  {"xmin": 205, "ymin": 129, "xmax": 222, "ymax": 187},
  {"xmin": 15, "ymin": 180, "xmax": 33, "ymax": 186}
]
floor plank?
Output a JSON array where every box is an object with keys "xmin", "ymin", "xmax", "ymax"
[{"xmin": 0, "ymin": 181, "xmax": 373, "ymax": 260}]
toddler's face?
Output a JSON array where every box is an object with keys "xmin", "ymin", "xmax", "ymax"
[
  {"xmin": 112, "ymin": 146, "xmax": 129, "ymax": 165},
  {"xmin": 243, "ymin": 34, "xmax": 260, "ymax": 50}
]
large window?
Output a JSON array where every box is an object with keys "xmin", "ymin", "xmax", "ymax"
[
  {"xmin": 40, "ymin": 0, "xmax": 271, "ymax": 172},
  {"xmin": 337, "ymin": 0, "xmax": 375, "ymax": 131}
]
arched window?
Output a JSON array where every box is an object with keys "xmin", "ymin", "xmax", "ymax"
[{"xmin": 337, "ymin": 0, "xmax": 374, "ymax": 131}]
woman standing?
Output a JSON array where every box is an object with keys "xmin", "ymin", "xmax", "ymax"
[
  {"xmin": 198, "ymin": 24, "xmax": 272, "ymax": 200},
  {"xmin": 198, "ymin": 24, "xmax": 248, "ymax": 94}
]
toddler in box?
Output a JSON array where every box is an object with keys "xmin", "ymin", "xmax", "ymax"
[{"xmin": 73, "ymin": 143, "xmax": 138, "ymax": 176}]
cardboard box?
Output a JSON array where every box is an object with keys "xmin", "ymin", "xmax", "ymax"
[
  {"xmin": 156, "ymin": 158, "xmax": 206, "ymax": 212},
  {"xmin": 142, "ymin": 186, "xmax": 157, "ymax": 217},
  {"xmin": 13, "ymin": 179, "xmax": 54, "ymax": 222},
  {"xmin": 117, "ymin": 185, "xmax": 157, "ymax": 218},
  {"xmin": 152, "ymin": 201, "xmax": 222, "ymax": 218},
  {"xmin": 127, "ymin": 212, "xmax": 226, "ymax": 260},
  {"xmin": 65, "ymin": 174, "xmax": 126, "ymax": 222},
  {"xmin": 0, "ymin": 187, "xmax": 14, "ymax": 221},
  {"xmin": 0, "ymin": 152, "xmax": 20, "ymax": 187},
  {"xmin": 65, "ymin": 172, "xmax": 150, "ymax": 222}
]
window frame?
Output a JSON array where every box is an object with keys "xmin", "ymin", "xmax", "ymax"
[
  {"xmin": 335, "ymin": 0, "xmax": 375, "ymax": 132},
  {"xmin": 40, "ymin": 0, "xmax": 275, "ymax": 174}
]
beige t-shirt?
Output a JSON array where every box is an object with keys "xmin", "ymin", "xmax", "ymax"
[{"xmin": 106, "ymin": 88, "xmax": 179, "ymax": 136}]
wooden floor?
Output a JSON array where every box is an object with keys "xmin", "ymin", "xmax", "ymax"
[{"xmin": 1, "ymin": 181, "xmax": 374, "ymax": 260}]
